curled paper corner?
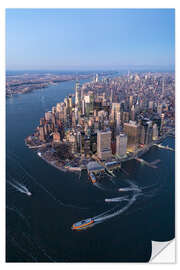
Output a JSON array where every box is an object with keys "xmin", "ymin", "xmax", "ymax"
[{"xmin": 150, "ymin": 240, "xmax": 175, "ymax": 263}]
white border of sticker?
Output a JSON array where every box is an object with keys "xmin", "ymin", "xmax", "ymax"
[{"xmin": 0, "ymin": 0, "xmax": 178, "ymax": 267}]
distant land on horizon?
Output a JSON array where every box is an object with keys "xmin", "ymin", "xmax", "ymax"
[{"xmin": 6, "ymin": 66, "xmax": 175, "ymax": 74}]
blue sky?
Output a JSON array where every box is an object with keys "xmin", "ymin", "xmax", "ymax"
[{"xmin": 6, "ymin": 9, "xmax": 175, "ymax": 70}]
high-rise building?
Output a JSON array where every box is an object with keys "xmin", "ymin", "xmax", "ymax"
[
  {"xmin": 74, "ymin": 107, "xmax": 79, "ymax": 121},
  {"xmin": 89, "ymin": 92, "xmax": 94, "ymax": 113},
  {"xmin": 111, "ymin": 103, "xmax": 120, "ymax": 121},
  {"xmin": 129, "ymin": 96, "xmax": 133, "ymax": 108},
  {"xmin": 110, "ymin": 89, "xmax": 113, "ymax": 103},
  {"xmin": 75, "ymin": 81, "xmax": 81, "ymax": 108},
  {"xmin": 124, "ymin": 121, "xmax": 140, "ymax": 152},
  {"xmin": 69, "ymin": 133, "xmax": 77, "ymax": 154},
  {"xmin": 116, "ymin": 112, "xmax": 121, "ymax": 134},
  {"xmin": 148, "ymin": 101, "xmax": 154, "ymax": 110},
  {"xmin": 152, "ymin": 123, "xmax": 158, "ymax": 141},
  {"xmin": 140, "ymin": 125, "xmax": 146, "ymax": 145},
  {"xmin": 84, "ymin": 92, "xmax": 94, "ymax": 116},
  {"xmin": 122, "ymin": 111, "xmax": 130, "ymax": 124},
  {"xmin": 40, "ymin": 118, "xmax": 45, "ymax": 126},
  {"xmin": 162, "ymin": 77, "xmax": 165, "ymax": 96},
  {"xmin": 39, "ymin": 126, "xmax": 45, "ymax": 142},
  {"xmin": 157, "ymin": 103, "xmax": 162, "ymax": 115},
  {"xmin": 140, "ymin": 119, "xmax": 153, "ymax": 145},
  {"xmin": 160, "ymin": 113, "xmax": 165, "ymax": 131},
  {"xmin": 68, "ymin": 95, "xmax": 72, "ymax": 108},
  {"xmin": 64, "ymin": 97, "xmax": 69, "ymax": 109},
  {"xmin": 130, "ymin": 105, "xmax": 135, "ymax": 121},
  {"xmin": 52, "ymin": 106, "xmax": 56, "ymax": 114},
  {"xmin": 53, "ymin": 131, "xmax": 61, "ymax": 143},
  {"xmin": 116, "ymin": 133, "xmax": 127, "ymax": 157},
  {"xmin": 95, "ymin": 73, "xmax": 99, "ymax": 83},
  {"xmin": 56, "ymin": 103, "xmax": 61, "ymax": 112},
  {"xmin": 145, "ymin": 122, "xmax": 153, "ymax": 144},
  {"xmin": 76, "ymin": 131, "xmax": 81, "ymax": 152},
  {"xmin": 97, "ymin": 130, "xmax": 112, "ymax": 160},
  {"xmin": 84, "ymin": 136, "xmax": 91, "ymax": 156},
  {"xmin": 45, "ymin": 111, "xmax": 52, "ymax": 121}
]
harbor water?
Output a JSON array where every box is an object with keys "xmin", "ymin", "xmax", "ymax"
[{"xmin": 6, "ymin": 78, "xmax": 175, "ymax": 262}]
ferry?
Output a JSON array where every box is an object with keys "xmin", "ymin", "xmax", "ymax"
[
  {"xmin": 89, "ymin": 172, "xmax": 96, "ymax": 183},
  {"xmin": 72, "ymin": 218, "xmax": 94, "ymax": 230},
  {"xmin": 27, "ymin": 191, "xmax": 32, "ymax": 196}
]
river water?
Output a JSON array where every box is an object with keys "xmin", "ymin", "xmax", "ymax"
[{"xmin": 6, "ymin": 79, "xmax": 175, "ymax": 262}]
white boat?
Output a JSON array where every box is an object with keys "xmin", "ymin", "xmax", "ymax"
[{"xmin": 37, "ymin": 151, "xmax": 42, "ymax": 157}]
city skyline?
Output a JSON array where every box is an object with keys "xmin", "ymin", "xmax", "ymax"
[{"xmin": 6, "ymin": 8, "xmax": 175, "ymax": 71}]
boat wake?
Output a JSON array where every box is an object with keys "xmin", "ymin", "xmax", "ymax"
[
  {"xmin": 105, "ymin": 196, "xmax": 129, "ymax": 202},
  {"xmin": 94, "ymin": 193, "xmax": 140, "ymax": 223},
  {"xmin": 118, "ymin": 187, "xmax": 141, "ymax": 192},
  {"xmin": 7, "ymin": 179, "xmax": 32, "ymax": 196},
  {"xmin": 72, "ymin": 179, "xmax": 159, "ymax": 231},
  {"xmin": 7, "ymin": 151, "xmax": 89, "ymax": 210}
]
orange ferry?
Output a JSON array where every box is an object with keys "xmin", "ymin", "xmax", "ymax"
[
  {"xmin": 89, "ymin": 172, "xmax": 96, "ymax": 183},
  {"xmin": 72, "ymin": 218, "xmax": 94, "ymax": 230}
]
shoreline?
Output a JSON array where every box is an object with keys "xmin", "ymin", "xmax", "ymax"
[
  {"xmin": 26, "ymin": 131, "xmax": 175, "ymax": 177},
  {"xmin": 6, "ymin": 79, "xmax": 75, "ymax": 97}
]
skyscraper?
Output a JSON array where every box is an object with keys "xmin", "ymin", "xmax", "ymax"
[
  {"xmin": 124, "ymin": 121, "xmax": 140, "ymax": 152},
  {"xmin": 75, "ymin": 81, "xmax": 81, "ymax": 108},
  {"xmin": 39, "ymin": 126, "xmax": 45, "ymax": 142},
  {"xmin": 157, "ymin": 103, "xmax": 162, "ymax": 115},
  {"xmin": 68, "ymin": 95, "xmax": 72, "ymax": 108},
  {"xmin": 116, "ymin": 133, "xmax": 127, "ymax": 157},
  {"xmin": 129, "ymin": 96, "xmax": 133, "ymax": 108},
  {"xmin": 111, "ymin": 103, "xmax": 120, "ymax": 121},
  {"xmin": 152, "ymin": 123, "xmax": 158, "ymax": 140},
  {"xmin": 116, "ymin": 111, "xmax": 121, "ymax": 134},
  {"xmin": 130, "ymin": 105, "xmax": 135, "ymax": 121},
  {"xmin": 140, "ymin": 125, "xmax": 146, "ymax": 145},
  {"xmin": 97, "ymin": 130, "xmax": 112, "ymax": 160},
  {"xmin": 95, "ymin": 73, "xmax": 99, "ymax": 83},
  {"xmin": 45, "ymin": 111, "xmax": 52, "ymax": 121},
  {"xmin": 145, "ymin": 122, "xmax": 153, "ymax": 144},
  {"xmin": 53, "ymin": 131, "xmax": 61, "ymax": 143},
  {"xmin": 162, "ymin": 77, "xmax": 165, "ymax": 96},
  {"xmin": 160, "ymin": 113, "xmax": 165, "ymax": 131}
]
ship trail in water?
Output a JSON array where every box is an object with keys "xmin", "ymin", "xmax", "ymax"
[
  {"xmin": 75, "ymin": 179, "xmax": 159, "ymax": 230},
  {"xmin": 7, "ymin": 179, "xmax": 32, "ymax": 196},
  {"xmin": 7, "ymin": 152, "xmax": 89, "ymax": 210},
  {"xmin": 105, "ymin": 196, "xmax": 129, "ymax": 203},
  {"xmin": 94, "ymin": 193, "xmax": 140, "ymax": 223},
  {"xmin": 118, "ymin": 187, "xmax": 141, "ymax": 192}
]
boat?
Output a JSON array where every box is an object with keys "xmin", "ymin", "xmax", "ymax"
[
  {"xmin": 37, "ymin": 151, "xmax": 42, "ymax": 157},
  {"xmin": 72, "ymin": 218, "xmax": 94, "ymax": 230},
  {"xmin": 89, "ymin": 172, "xmax": 96, "ymax": 183}
]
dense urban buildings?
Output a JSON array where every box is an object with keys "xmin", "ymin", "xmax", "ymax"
[{"xmin": 25, "ymin": 71, "xmax": 175, "ymax": 177}]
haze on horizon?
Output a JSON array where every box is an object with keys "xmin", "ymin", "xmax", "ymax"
[{"xmin": 6, "ymin": 9, "xmax": 175, "ymax": 71}]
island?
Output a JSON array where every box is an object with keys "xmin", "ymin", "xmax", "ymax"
[{"xmin": 25, "ymin": 72, "xmax": 175, "ymax": 183}]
